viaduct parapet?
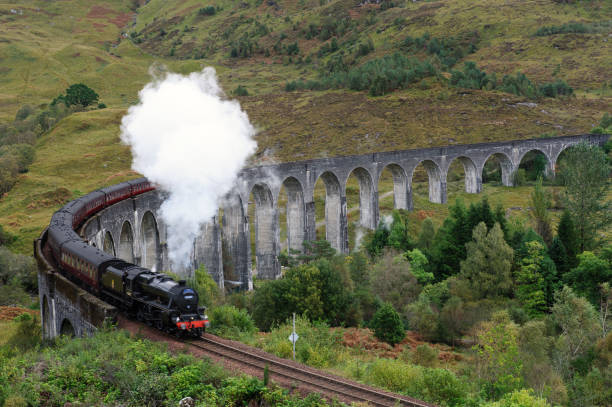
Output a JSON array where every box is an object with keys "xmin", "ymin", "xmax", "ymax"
[{"xmin": 36, "ymin": 134, "xmax": 609, "ymax": 337}]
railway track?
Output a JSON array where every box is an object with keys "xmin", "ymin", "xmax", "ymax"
[{"xmin": 188, "ymin": 334, "xmax": 437, "ymax": 407}]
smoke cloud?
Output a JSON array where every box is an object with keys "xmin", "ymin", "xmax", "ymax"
[{"xmin": 120, "ymin": 67, "xmax": 257, "ymax": 269}]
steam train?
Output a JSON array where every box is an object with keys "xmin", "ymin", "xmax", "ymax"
[{"xmin": 45, "ymin": 178, "xmax": 209, "ymax": 336}]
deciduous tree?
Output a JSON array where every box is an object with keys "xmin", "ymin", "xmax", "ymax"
[
  {"xmin": 551, "ymin": 286, "xmax": 600, "ymax": 379},
  {"xmin": 529, "ymin": 177, "xmax": 553, "ymax": 245},
  {"xmin": 564, "ymin": 247, "xmax": 612, "ymax": 305},
  {"xmin": 559, "ymin": 142, "xmax": 611, "ymax": 251},
  {"xmin": 474, "ymin": 311, "xmax": 523, "ymax": 400}
]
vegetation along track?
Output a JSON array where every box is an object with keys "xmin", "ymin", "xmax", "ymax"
[{"xmin": 188, "ymin": 334, "xmax": 436, "ymax": 407}]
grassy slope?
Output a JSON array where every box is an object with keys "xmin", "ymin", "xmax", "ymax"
[{"xmin": 0, "ymin": 0, "xmax": 610, "ymax": 252}]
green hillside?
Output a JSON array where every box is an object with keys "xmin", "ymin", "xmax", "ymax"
[{"xmin": 0, "ymin": 0, "xmax": 610, "ymax": 249}]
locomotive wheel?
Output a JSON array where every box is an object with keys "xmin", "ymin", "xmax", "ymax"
[{"xmin": 136, "ymin": 309, "xmax": 145, "ymax": 322}]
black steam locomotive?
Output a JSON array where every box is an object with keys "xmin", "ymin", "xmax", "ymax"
[{"xmin": 45, "ymin": 178, "xmax": 209, "ymax": 336}]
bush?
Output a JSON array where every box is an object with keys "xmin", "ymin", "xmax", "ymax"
[
  {"xmin": 538, "ymin": 79, "xmax": 573, "ymax": 97},
  {"xmin": 230, "ymin": 35, "xmax": 256, "ymax": 58},
  {"xmin": 412, "ymin": 344, "xmax": 438, "ymax": 367},
  {"xmin": 450, "ymin": 61, "xmax": 495, "ymax": 90},
  {"xmin": 186, "ymin": 265, "xmax": 221, "ymax": 307},
  {"xmin": 198, "ymin": 6, "xmax": 216, "ymax": 16},
  {"xmin": 7, "ymin": 313, "xmax": 40, "ymax": 350},
  {"xmin": 534, "ymin": 22, "xmax": 588, "ymax": 36},
  {"xmin": 209, "ymin": 305, "xmax": 256, "ymax": 339},
  {"xmin": 370, "ymin": 303, "xmax": 405, "ymax": 345},
  {"xmin": 260, "ymin": 316, "xmax": 343, "ymax": 367},
  {"xmin": 233, "ymin": 85, "xmax": 249, "ymax": 96},
  {"xmin": 365, "ymin": 358, "xmax": 468, "ymax": 406},
  {"xmin": 500, "ymin": 72, "xmax": 538, "ymax": 99}
]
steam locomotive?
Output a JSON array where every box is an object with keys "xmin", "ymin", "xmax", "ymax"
[{"xmin": 45, "ymin": 178, "xmax": 209, "ymax": 336}]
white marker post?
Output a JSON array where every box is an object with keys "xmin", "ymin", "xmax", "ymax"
[{"xmin": 288, "ymin": 312, "xmax": 298, "ymax": 361}]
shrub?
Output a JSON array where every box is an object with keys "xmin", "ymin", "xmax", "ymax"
[
  {"xmin": 483, "ymin": 389, "xmax": 549, "ymax": 407},
  {"xmin": 233, "ymin": 85, "xmax": 249, "ymax": 96},
  {"xmin": 0, "ymin": 144, "xmax": 34, "ymax": 173},
  {"xmin": 230, "ymin": 35, "xmax": 256, "ymax": 58},
  {"xmin": 500, "ymin": 72, "xmax": 539, "ymax": 99},
  {"xmin": 367, "ymin": 358, "xmax": 422, "ymax": 393},
  {"xmin": 534, "ymin": 22, "xmax": 588, "ymax": 36},
  {"xmin": 286, "ymin": 42, "xmax": 300, "ymax": 55},
  {"xmin": 186, "ymin": 265, "xmax": 221, "ymax": 307},
  {"xmin": 7, "ymin": 313, "xmax": 41, "ymax": 350},
  {"xmin": 260, "ymin": 316, "xmax": 343, "ymax": 367},
  {"xmin": 166, "ymin": 363, "xmax": 218, "ymax": 402},
  {"xmin": 209, "ymin": 305, "xmax": 256, "ymax": 339},
  {"xmin": 412, "ymin": 344, "xmax": 438, "ymax": 367},
  {"xmin": 538, "ymin": 79, "xmax": 573, "ymax": 97},
  {"xmin": 198, "ymin": 6, "xmax": 216, "ymax": 16},
  {"xmin": 370, "ymin": 303, "xmax": 405, "ymax": 345},
  {"xmin": 450, "ymin": 61, "xmax": 495, "ymax": 90}
]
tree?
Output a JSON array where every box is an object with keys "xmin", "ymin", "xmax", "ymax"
[
  {"xmin": 406, "ymin": 294, "xmax": 439, "ymax": 341},
  {"xmin": 460, "ymin": 222, "xmax": 514, "ymax": 299},
  {"xmin": 483, "ymin": 389, "xmax": 549, "ymax": 407},
  {"xmin": 364, "ymin": 223, "xmax": 390, "ymax": 258},
  {"xmin": 529, "ymin": 177, "xmax": 553, "ymax": 245},
  {"xmin": 599, "ymin": 282, "xmax": 612, "ymax": 338},
  {"xmin": 417, "ymin": 218, "xmax": 435, "ymax": 251},
  {"xmin": 549, "ymin": 236, "xmax": 570, "ymax": 277},
  {"xmin": 370, "ymin": 303, "xmax": 405, "ymax": 345},
  {"xmin": 467, "ymin": 196, "xmax": 496, "ymax": 232},
  {"xmin": 405, "ymin": 248, "xmax": 434, "ymax": 285},
  {"xmin": 187, "ymin": 265, "xmax": 221, "ymax": 307},
  {"xmin": 430, "ymin": 200, "xmax": 470, "ymax": 279},
  {"xmin": 557, "ymin": 210, "xmax": 579, "ymax": 268},
  {"xmin": 516, "ymin": 241, "xmax": 549, "ymax": 317},
  {"xmin": 387, "ymin": 210, "xmax": 412, "ymax": 251},
  {"xmin": 558, "ymin": 142, "xmax": 611, "ymax": 251},
  {"xmin": 517, "ymin": 321, "xmax": 567, "ymax": 404},
  {"xmin": 564, "ymin": 248, "xmax": 612, "ymax": 305},
  {"xmin": 63, "ymin": 83, "xmax": 99, "ymax": 107},
  {"xmin": 371, "ymin": 252, "xmax": 420, "ymax": 313},
  {"xmin": 299, "ymin": 240, "xmax": 335, "ymax": 263},
  {"xmin": 474, "ymin": 311, "xmax": 523, "ymax": 400},
  {"xmin": 551, "ymin": 286, "xmax": 600, "ymax": 379}
]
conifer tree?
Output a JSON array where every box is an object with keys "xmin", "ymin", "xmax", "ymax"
[
  {"xmin": 557, "ymin": 210, "xmax": 579, "ymax": 268},
  {"xmin": 549, "ymin": 236, "xmax": 570, "ymax": 277},
  {"xmin": 460, "ymin": 222, "xmax": 514, "ymax": 299}
]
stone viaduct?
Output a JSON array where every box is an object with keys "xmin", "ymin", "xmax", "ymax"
[
  {"xmin": 36, "ymin": 134, "xmax": 608, "ymax": 337},
  {"xmin": 71, "ymin": 133, "xmax": 608, "ymax": 294}
]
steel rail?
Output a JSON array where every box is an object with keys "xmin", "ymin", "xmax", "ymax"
[{"xmin": 189, "ymin": 335, "xmax": 436, "ymax": 407}]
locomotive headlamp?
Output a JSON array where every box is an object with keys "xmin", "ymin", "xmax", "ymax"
[{"xmin": 173, "ymin": 316, "xmax": 180, "ymax": 323}]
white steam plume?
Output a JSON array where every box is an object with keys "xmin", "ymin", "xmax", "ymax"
[{"xmin": 120, "ymin": 67, "xmax": 257, "ymax": 269}]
